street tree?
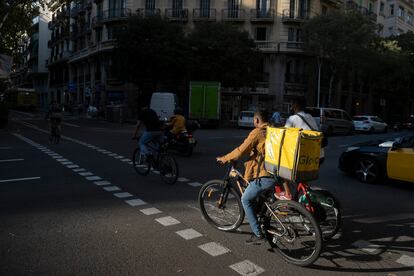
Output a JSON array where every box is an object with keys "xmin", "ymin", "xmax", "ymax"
[
  {"xmin": 187, "ymin": 22, "xmax": 261, "ymax": 88},
  {"xmin": 302, "ymin": 11, "xmax": 379, "ymax": 106},
  {"xmin": 112, "ymin": 15, "xmax": 190, "ymax": 93}
]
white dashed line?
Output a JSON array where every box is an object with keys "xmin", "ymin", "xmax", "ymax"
[
  {"xmin": 140, "ymin": 207, "xmax": 162, "ymax": 215},
  {"xmin": 125, "ymin": 199, "xmax": 147, "ymax": 206},
  {"xmin": 61, "ymin": 161, "xmax": 73, "ymax": 165},
  {"xmin": 108, "ymin": 153, "xmax": 117, "ymax": 157},
  {"xmin": 66, "ymin": 165, "xmax": 79, "ymax": 169},
  {"xmin": 352, "ymin": 240, "xmax": 382, "ymax": 254},
  {"xmin": 0, "ymin": 176, "xmax": 41, "ymax": 183},
  {"xmin": 79, "ymin": 172, "xmax": 93, "ymax": 176},
  {"xmin": 86, "ymin": 176, "xmax": 102, "ymax": 181},
  {"xmin": 178, "ymin": 177, "xmax": 190, "ymax": 182},
  {"xmin": 396, "ymin": 255, "xmax": 414, "ymax": 267},
  {"xmin": 121, "ymin": 159, "xmax": 131, "ymax": 162},
  {"xmin": 113, "ymin": 192, "xmax": 133, "ymax": 198},
  {"xmin": 94, "ymin": 180, "xmax": 111, "ymax": 186},
  {"xmin": 176, "ymin": 228, "xmax": 202, "ymax": 240},
  {"xmin": 103, "ymin": 186, "xmax": 121, "ymax": 192},
  {"xmin": 198, "ymin": 242, "xmax": 230, "ymax": 257},
  {"xmin": 230, "ymin": 260, "xmax": 265, "ymax": 276},
  {"xmin": 56, "ymin": 159, "xmax": 68, "ymax": 162},
  {"xmin": 155, "ymin": 216, "xmax": 181, "ymax": 226},
  {"xmin": 187, "ymin": 182, "xmax": 202, "ymax": 187},
  {"xmin": 152, "ymin": 170, "xmax": 160, "ymax": 175},
  {"xmin": 73, "ymin": 168, "xmax": 86, "ymax": 172},
  {"xmin": 52, "ymin": 156, "xmax": 63, "ymax": 159},
  {"xmin": 114, "ymin": 156, "xmax": 124, "ymax": 159}
]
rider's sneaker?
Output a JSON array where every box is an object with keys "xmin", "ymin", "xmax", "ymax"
[
  {"xmin": 245, "ymin": 234, "xmax": 265, "ymax": 245},
  {"xmin": 275, "ymin": 191, "xmax": 292, "ymax": 200}
]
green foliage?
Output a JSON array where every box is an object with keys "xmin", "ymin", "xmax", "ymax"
[
  {"xmin": 112, "ymin": 18, "xmax": 261, "ymax": 89},
  {"xmin": 188, "ymin": 22, "xmax": 261, "ymax": 87}
]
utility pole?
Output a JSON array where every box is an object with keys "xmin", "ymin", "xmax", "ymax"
[{"xmin": 317, "ymin": 56, "xmax": 321, "ymax": 108}]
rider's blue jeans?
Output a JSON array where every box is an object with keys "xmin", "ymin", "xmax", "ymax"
[
  {"xmin": 241, "ymin": 177, "xmax": 276, "ymax": 237},
  {"xmin": 139, "ymin": 131, "xmax": 163, "ymax": 155}
]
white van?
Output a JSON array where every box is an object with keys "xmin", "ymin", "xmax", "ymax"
[{"xmin": 150, "ymin": 92, "xmax": 178, "ymax": 122}]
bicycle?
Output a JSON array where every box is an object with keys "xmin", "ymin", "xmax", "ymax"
[
  {"xmin": 198, "ymin": 162, "xmax": 322, "ymax": 267},
  {"xmin": 49, "ymin": 119, "xmax": 61, "ymax": 144},
  {"xmin": 292, "ymin": 182, "xmax": 341, "ymax": 240},
  {"xmin": 132, "ymin": 136, "xmax": 179, "ymax": 185}
]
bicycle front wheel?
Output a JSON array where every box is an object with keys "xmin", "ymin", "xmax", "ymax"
[
  {"xmin": 158, "ymin": 153, "xmax": 179, "ymax": 185},
  {"xmin": 264, "ymin": 200, "xmax": 322, "ymax": 267},
  {"xmin": 198, "ymin": 180, "xmax": 244, "ymax": 231},
  {"xmin": 132, "ymin": 148, "xmax": 151, "ymax": 176}
]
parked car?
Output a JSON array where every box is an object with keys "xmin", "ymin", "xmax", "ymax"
[
  {"xmin": 237, "ymin": 111, "xmax": 255, "ymax": 128},
  {"xmin": 353, "ymin": 115, "xmax": 388, "ymax": 133},
  {"xmin": 394, "ymin": 116, "xmax": 414, "ymax": 131},
  {"xmin": 305, "ymin": 107, "xmax": 354, "ymax": 136},
  {"xmin": 339, "ymin": 134, "xmax": 414, "ymax": 183}
]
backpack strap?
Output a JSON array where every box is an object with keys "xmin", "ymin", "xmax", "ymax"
[{"xmin": 296, "ymin": 113, "xmax": 315, "ymax": 131}]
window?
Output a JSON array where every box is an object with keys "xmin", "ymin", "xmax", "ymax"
[
  {"xmin": 380, "ymin": 2, "xmax": 385, "ymax": 13},
  {"xmin": 255, "ymin": 27, "xmax": 267, "ymax": 41},
  {"xmin": 407, "ymin": 13, "xmax": 413, "ymax": 24},
  {"xmin": 288, "ymin": 28, "xmax": 302, "ymax": 42},
  {"xmin": 398, "ymin": 6, "xmax": 405, "ymax": 18},
  {"xmin": 390, "ymin": 4, "xmax": 394, "ymax": 16}
]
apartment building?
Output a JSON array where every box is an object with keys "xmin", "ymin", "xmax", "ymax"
[
  {"xmin": 10, "ymin": 13, "xmax": 52, "ymax": 110},
  {"xmin": 46, "ymin": 0, "xmax": 342, "ymax": 119}
]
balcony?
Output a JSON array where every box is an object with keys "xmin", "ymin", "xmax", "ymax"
[
  {"xmin": 99, "ymin": 8, "xmax": 131, "ymax": 23},
  {"xmin": 193, "ymin": 8, "xmax": 217, "ymax": 21},
  {"xmin": 165, "ymin": 8, "xmax": 189, "ymax": 22},
  {"xmin": 255, "ymin": 41, "xmax": 279, "ymax": 53},
  {"xmin": 286, "ymin": 41, "xmax": 305, "ymax": 49},
  {"xmin": 136, "ymin": 8, "xmax": 162, "ymax": 18},
  {"xmin": 282, "ymin": 9, "xmax": 309, "ymax": 24},
  {"xmin": 222, "ymin": 9, "xmax": 246, "ymax": 22},
  {"xmin": 346, "ymin": 1, "xmax": 377, "ymax": 21},
  {"xmin": 250, "ymin": 9, "xmax": 275, "ymax": 22}
]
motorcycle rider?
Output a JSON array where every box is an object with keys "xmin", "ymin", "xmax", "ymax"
[{"xmin": 164, "ymin": 108, "xmax": 187, "ymax": 143}]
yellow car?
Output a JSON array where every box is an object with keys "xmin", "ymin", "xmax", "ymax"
[{"xmin": 339, "ymin": 134, "xmax": 414, "ymax": 183}]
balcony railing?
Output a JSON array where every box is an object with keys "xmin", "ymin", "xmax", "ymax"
[
  {"xmin": 193, "ymin": 8, "xmax": 217, "ymax": 21},
  {"xmin": 346, "ymin": 1, "xmax": 377, "ymax": 21},
  {"xmin": 95, "ymin": 8, "xmax": 131, "ymax": 24},
  {"xmin": 250, "ymin": 9, "xmax": 275, "ymax": 22},
  {"xmin": 286, "ymin": 41, "xmax": 305, "ymax": 49},
  {"xmin": 222, "ymin": 9, "xmax": 246, "ymax": 21},
  {"xmin": 136, "ymin": 8, "xmax": 162, "ymax": 17},
  {"xmin": 282, "ymin": 9, "xmax": 309, "ymax": 23},
  {"xmin": 165, "ymin": 8, "xmax": 189, "ymax": 21}
]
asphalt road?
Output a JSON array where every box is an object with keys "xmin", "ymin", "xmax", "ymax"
[{"xmin": 1, "ymin": 110, "xmax": 414, "ymax": 276}]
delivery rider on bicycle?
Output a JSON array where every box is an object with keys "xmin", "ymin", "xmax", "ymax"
[
  {"xmin": 217, "ymin": 110, "xmax": 275, "ymax": 245},
  {"xmin": 46, "ymin": 100, "xmax": 63, "ymax": 136}
]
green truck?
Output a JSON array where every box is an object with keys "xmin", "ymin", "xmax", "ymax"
[{"xmin": 189, "ymin": 81, "xmax": 221, "ymax": 127}]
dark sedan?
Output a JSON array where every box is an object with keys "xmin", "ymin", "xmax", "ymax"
[{"xmin": 339, "ymin": 134, "xmax": 414, "ymax": 183}]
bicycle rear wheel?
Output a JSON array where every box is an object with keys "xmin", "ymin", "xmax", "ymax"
[
  {"xmin": 158, "ymin": 153, "xmax": 179, "ymax": 185},
  {"xmin": 310, "ymin": 188, "xmax": 341, "ymax": 240},
  {"xmin": 264, "ymin": 200, "xmax": 322, "ymax": 267},
  {"xmin": 132, "ymin": 148, "xmax": 151, "ymax": 175},
  {"xmin": 198, "ymin": 180, "xmax": 244, "ymax": 231}
]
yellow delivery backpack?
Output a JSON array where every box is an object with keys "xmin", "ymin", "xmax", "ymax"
[{"xmin": 265, "ymin": 127, "xmax": 323, "ymax": 182}]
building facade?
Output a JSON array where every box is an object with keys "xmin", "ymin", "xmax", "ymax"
[{"xmin": 10, "ymin": 12, "xmax": 52, "ymax": 110}]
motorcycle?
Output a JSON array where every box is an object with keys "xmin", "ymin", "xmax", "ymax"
[{"xmin": 165, "ymin": 120, "xmax": 199, "ymax": 156}]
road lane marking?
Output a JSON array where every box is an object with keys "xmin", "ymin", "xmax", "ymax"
[
  {"xmin": 52, "ymin": 156, "xmax": 63, "ymax": 159},
  {"xmin": 56, "ymin": 158, "xmax": 68, "ymax": 162},
  {"xmin": 0, "ymin": 159, "xmax": 24, "ymax": 162},
  {"xmin": 114, "ymin": 155, "xmax": 124, "ymax": 159},
  {"xmin": 86, "ymin": 176, "xmax": 102, "ymax": 181},
  {"xmin": 178, "ymin": 177, "xmax": 190, "ymax": 182},
  {"xmin": 352, "ymin": 240, "xmax": 382, "ymax": 254},
  {"xmin": 103, "ymin": 186, "xmax": 121, "ymax": 192},
  {"xmin": 62, "ymin": 122, "xmax": 80, "ymax": 128},
  {"xmin": 125, "ymin": 199, "xmax": 147, "ymax": 206},
  {"xmin": 176, "ymin": 229, "xmax": 202, "ymax": 240},
  {"xmin": 198, "ymin": 242, "xmax": 230, "ymax": 257},
  {"xmin": 113, "ymin": 192, "xmax": 133, "ymax": 198},
  {"xmin": 66, "ymin": 165, "xmax": 79, "ymax": 169},
  {"xmin": 0, "ymin": 177, "xmax": 41, "ymax": 183},
  {"xmin": 79, "ymin": 172, "xmax": 93, "ymax": 176},
  {"xmin": 155, "ymin": 216, "xmax": 181, "ymax": 226},
  {"xmin": 73, "ymin": 168, "xmax": 86, "ymax": 172},
  {"xmin": 230, "ymin": 260, "xmax": 265, "ymax": 276},
  {"xmin": 94, "ymin": 180, "xmax": 111, "ymax": 186},
  {"xmin": 187, "ymin": 182, "xmax": 202, "ymax": 187},
  {"xmin": 121, "ymin": 158, "xmax": 131, "ymax": 162},
  {"xmin": 61, "ymin": 161, "xmax": 73, "ymax": 165},
  {"xmin": 152, "ymin": 170, "xmax": 160, "ymax": 175},
  {"xmin": 396, "ymin": 255, "xmax": 414, "ymax": 267},
  {"xmin": 140, "ymin": 207, "xmax": 162, "ymax": 215}
]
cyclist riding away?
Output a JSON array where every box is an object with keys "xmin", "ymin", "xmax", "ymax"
[
  {"xmin": 279, "ymin": 98, "xmax": 324, "ymax": 200},
  {"xmin": 133, "ymin": 108, "xmax": 163, "ymax": 160},
  {"xmin": 164, "ymin": 108, "xmax": 186, "ymax": 143},
  {"xmin": 46, "ymin": 100, "xmax": 63, "ymax": 136},
  {"xmin": 217, "ymin": 110, "xmax": 275, "ymax": 245}
]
